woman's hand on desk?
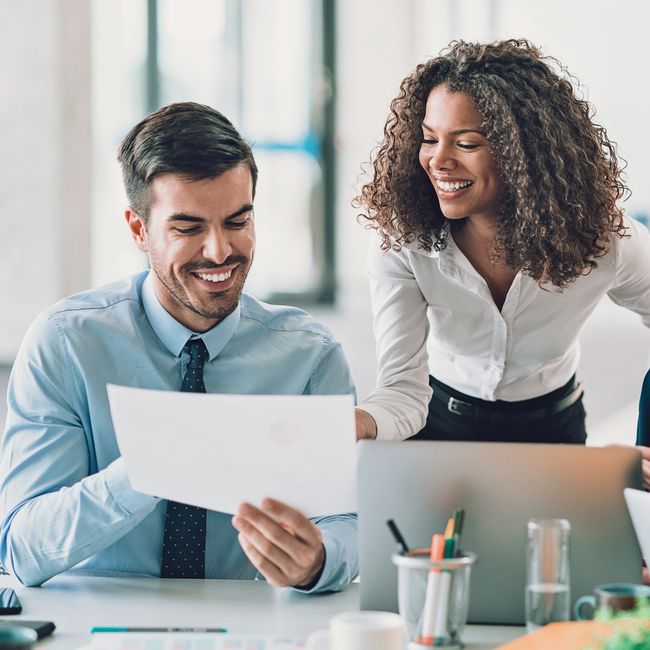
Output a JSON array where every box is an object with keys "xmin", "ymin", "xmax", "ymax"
[
  {"xmin": 355, "ymin": 408, "xmax": 378, "ymax": 441},
  {"xmin": 232, "ymin": 498, "xmax": 325, "ymax": 589}
]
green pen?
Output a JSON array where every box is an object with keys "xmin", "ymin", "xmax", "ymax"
[
  {"xmin": 443, "ymin": 535, "xmax": 456, "ymax": 559},
  {"xmin": 452, "ymin": 508, "xmax": 465, "ymax": 537}
]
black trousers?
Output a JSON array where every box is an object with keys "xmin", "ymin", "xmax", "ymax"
[{"xmin": 410, "ymin": 375, "xmax": 587, "ymax": 444}]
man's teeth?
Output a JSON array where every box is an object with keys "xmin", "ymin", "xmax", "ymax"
[
  {"xmin": 197, "ymin": 270, "xmax": 233, "ymax": 283},
  {"xmin": 436, "ymin": 180, "xmax": 472, "ymax": 192}
]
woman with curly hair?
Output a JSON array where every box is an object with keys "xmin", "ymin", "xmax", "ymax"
[{"xmin": 354, "ymin": 39, "xmax": 650, "ymax": 443}]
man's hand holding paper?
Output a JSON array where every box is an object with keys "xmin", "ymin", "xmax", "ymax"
[{"xmin": 232, "ymin": 499, "xmax": 325, "ymax": 588}]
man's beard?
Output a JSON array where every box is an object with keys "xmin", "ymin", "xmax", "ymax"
[{"xmin": 152, "ymin": 254, "xmax": 250, "ymax": 323}]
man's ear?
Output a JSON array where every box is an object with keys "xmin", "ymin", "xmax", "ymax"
[{"xmin": 125, "ymin": 208, "xmax": 149, "ymax": 253}]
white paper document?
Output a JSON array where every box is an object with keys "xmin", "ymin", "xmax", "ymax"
[
  {"xmin": 90, "ymin": 633, "xmax": 305, "ymax": 649},
  {"xmin": 107, "ymin": 385, "xmax": 356, "ymax": 517}
]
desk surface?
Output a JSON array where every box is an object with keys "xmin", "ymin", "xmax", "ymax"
[{"xmin": 0, "ymin": 575, "xmax": 523, "ymax": 649}]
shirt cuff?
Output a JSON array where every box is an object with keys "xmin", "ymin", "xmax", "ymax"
[
  {"xmin": 292, "ymin": 520, "xmax": 357, "ymax": 594},
  {"xmin": 104, "ymin": 457, "xmax": 160, "ymax": 516},
  {"xmin": 357, "ymin": 402, "xmax": 409, "ymax": 441}
]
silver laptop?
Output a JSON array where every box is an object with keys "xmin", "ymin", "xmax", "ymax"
[{"xmin": 358, "ymin": 441, "xmax": 643, "ymax": 625}]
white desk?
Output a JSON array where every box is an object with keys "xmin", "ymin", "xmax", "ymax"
[{"xmin": 0, "ymin": 575, "xmax": 523, "ymax": 649}]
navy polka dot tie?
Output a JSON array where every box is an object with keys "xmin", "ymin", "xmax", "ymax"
[{"xmin": 160, "ymin": 338, "xmax": 209, "ymax": 578}]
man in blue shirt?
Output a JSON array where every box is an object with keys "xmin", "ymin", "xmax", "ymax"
[{"xmin": 0, "ymin": 102, "xmax": 357, "ymax": 591}]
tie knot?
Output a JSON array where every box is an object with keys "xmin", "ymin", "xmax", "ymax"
[{"xmin": 184, "ymin": 338, "xmax": 208, "ymax": 370}]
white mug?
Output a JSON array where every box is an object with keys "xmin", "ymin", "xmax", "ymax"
[{"xmin": 306, "ymin": 610, "xmax": 406, "ymax": 650}]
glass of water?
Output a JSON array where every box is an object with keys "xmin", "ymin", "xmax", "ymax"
[{"xmin": 525, "ymin": 518, "xmax": 571, "ymax": 632}]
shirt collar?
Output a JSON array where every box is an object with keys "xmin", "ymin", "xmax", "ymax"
[
  {"xmin": 394, "ymin": 228, "xmax": 470, "ymax": 280},
  {"xmin": 141, "ymin": 271, "xmax": 241, "ymax": 361}
]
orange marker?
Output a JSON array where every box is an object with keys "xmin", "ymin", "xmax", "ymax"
[{"xmin": 430, "ymin": 533, "xmax": 446, "ymax": 566}]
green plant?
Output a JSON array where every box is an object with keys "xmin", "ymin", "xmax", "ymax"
[{"xmin": 584, "ymin": 602, "xmax": 650, "ymax": 650}]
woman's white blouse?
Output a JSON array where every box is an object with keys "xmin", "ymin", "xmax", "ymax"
[{"xmin": 360, "ymin": 217, "xmax": 650, "ymax": 441}]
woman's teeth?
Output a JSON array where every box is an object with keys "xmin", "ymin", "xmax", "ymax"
[{"xmin": 436, "ymin": 180, "xmax": 472, "ymax": 192}]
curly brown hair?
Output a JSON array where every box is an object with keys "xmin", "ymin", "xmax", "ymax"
[{"xmin": 355, "ymin": 39, "xmax": 629, "ymax": 288}]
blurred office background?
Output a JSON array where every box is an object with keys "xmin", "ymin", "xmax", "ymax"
[{"xmin": 1, "ymin": 0, "xmax": 649, "ymax": 443}]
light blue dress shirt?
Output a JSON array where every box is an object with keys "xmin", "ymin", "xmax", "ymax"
[{"xmin": 0, "ymin": 271, "xmax": 358, "ymax": 590}]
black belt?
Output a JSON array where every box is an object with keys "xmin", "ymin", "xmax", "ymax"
[{"xmin": 432, "ymin": 380, "xmax": 584, "ymax": 422}]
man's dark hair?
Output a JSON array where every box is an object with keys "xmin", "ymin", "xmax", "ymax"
[{"xmin": 118, "ymin": 102, "xmax": 258, "ymax": 222}]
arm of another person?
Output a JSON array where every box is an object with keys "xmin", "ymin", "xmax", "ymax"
[
  {"xmin": 0, "ymin": 313, "xmax": 160, "ymax": 586},
  {"xmin": 606, "ymin": 219, "xmax": 650, "ymax": 488},
  {"xmin": 637, "ymin": 370, "xmax": 650, "ymax": 447},
  {"xmin": 356, "ymin": 237, "xmax": 432, "ymax": 441},
  {"xmin": 606, "ymin": 217, "xmax": 650, "ymax": 327},
  {"xmin": 233, "ymin": 335, "xmax": 358, "ymax": 593},
  {"xmin": 635, "ymin": 447, "xmax": 650, "ymax": 490},
  {"xmin": 635, "ymin": 370, "xmax": 650, "ymax": 489}
]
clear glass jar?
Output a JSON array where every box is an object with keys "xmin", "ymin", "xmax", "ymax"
[{"xmin": 392, "ymin": 549, "xmax": 476, "ymax": 649}]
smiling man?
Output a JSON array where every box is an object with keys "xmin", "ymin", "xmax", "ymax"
[{"xmin": 0, "ymin": 103, "xmax": 358, "ymax": 591}]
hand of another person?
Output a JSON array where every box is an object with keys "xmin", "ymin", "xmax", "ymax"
[
  {"xmin": 355, "ymin": 408, "xmax": 377, "ymax": 441},
  {"xmin": 607, "ymin": 444, "xmax": 650, "ymax": 490},
  {"xmin": 638, "ymin": 446, "xmax": 650, "ymax": 490},
  {"xmin": 232, "ymin": 498, "xmax": 325, "ymax": 589}
]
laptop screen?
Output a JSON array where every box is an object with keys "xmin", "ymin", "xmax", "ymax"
[{"xmin": 358, "ymin": 441, "xmax": 642, "ymax": 624}]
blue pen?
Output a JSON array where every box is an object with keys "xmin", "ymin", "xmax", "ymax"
[{"xmin": 91, "ymin": 627, "xmax": 227, "ymax": 633}]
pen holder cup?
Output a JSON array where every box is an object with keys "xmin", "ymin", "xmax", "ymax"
[{"xmin": 392, "ymin": 549, "xmax": 477, "ymax": 650}]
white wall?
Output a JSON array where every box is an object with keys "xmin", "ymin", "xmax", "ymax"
[
  {"xmin": 0, "ymin": 0, "xmax": 91, "ymax": 363},
  {"xmin": 90, "ymin": 0, "xmax": 148, "ymax": 289}
]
